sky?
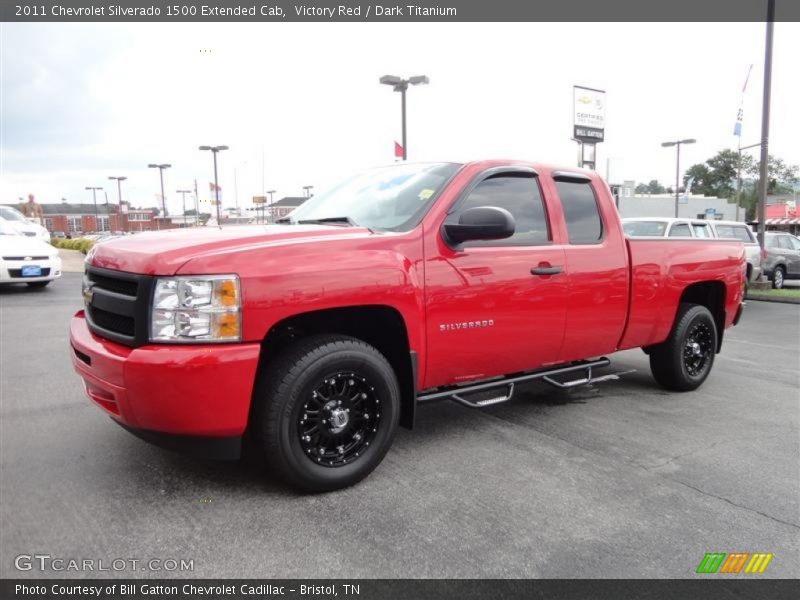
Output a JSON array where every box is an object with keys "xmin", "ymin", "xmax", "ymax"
[{"xmin": 1, "ymin": 21, "xmax": 798, "ymax": 215}]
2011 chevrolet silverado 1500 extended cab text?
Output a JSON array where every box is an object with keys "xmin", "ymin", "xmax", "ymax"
[{"xmin": 70, "ymin": 161, "xmax": 746, "ymax": 491}]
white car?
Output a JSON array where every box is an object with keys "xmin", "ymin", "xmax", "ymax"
[
  {"xmin": 0, "ymin": 219, "xmax": 62, "ymax": 288},
  {"xmin": 0, "ymin": 205, "xmax": 50, "ymax": 241}
]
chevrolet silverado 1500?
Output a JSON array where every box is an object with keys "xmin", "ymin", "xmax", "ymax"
[{"xmin": 70, "ymin": 161, "xmax": 746, "ymax": 490}]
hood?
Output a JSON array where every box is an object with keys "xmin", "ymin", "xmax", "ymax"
[
  {"xmin": 0, "ymin": 234, "xmax": 58, "ymax": 257},
  {"xmin": 87, "ymin": 225, "xmax": 375, "ymax": 275}
]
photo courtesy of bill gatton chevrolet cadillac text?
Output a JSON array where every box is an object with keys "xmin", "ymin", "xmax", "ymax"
[{"xmin": 69, "ymin": 160, "xmax": 746, "ymax": 491}]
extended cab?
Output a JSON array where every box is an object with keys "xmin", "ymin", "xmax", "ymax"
[{"xmin": 70, "ymin": 161, "xmax": 746, "ymax": 490}]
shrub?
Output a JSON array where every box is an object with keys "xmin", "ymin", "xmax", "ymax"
[{"xmin": 50, "ymin": 237, "xmax": 95, "ymax": 254}]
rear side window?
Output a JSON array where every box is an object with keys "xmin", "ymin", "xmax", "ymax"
[
  {"xmin": 715, "ymin": 225, "xmax": 755, "ymax": 242},
  {"xmin": 669, "ymin": 223, "xmax": 692, "ymax": 237},
  {"xmin": 692, "ymin": 223, "xmax": 712, "ymax": 238},
  {"xmin": 555, "ymin": 181, "xmax": 603, "ymax": 244},
  {"xmin": 447, "ymin": 174, "xmax": 550, "ymax": 247},
  {"xmin": 623, "ymin": 221, "xmax": 667, "ymax": 237}
]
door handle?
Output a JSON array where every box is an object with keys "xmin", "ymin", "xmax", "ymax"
[{"xmin": 531, "ymin": 266, "xmax": 562, "ymax": 276}]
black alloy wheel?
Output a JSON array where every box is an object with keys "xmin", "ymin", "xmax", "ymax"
[
  {"xmin": 253, "ymin": 334, "xmax": 400, "ymax": 492},
  {"xmin": 649, "ymin": 303, "xmax": 718, "ymax": 392},
  {"xmin": 298, "ymin": 372, "xmax": 381, "ymax": 467}
]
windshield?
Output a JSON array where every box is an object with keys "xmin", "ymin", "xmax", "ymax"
[
  {"xmin": 0, "ymin": 219, "xmax": 19, "ymax": 235},
  {"xmin": 285, "ymin": 162, "xmax": 462, "ymax": 231},
  {"xmin": 0, "ymin": 206, "xmax": 28, "ymax": 223},
  {"xmin": 623, "ymin": 220, "xmax": 668, "ymax": 237}
]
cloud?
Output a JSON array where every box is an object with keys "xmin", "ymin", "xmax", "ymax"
[{"xmin": 1, "ymin": 21, "xmax": 798, "ymax": 213}]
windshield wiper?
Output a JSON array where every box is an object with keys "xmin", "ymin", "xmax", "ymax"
[
  {"xmin": 275, "ymin": 217, "xmax": 293, "ymax": 224},
  {"xmin": 297, "ymin": 216, "xmax": 359, "ymax": 227}
]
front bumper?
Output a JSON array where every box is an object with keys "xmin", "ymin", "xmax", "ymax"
[
  {"xmin": 70, "ymin": 311, "xmax": 261, "ymax": 453},
  {"xmin": 0, "ymin": 256, "xmax": 62, "ymax": 283}
]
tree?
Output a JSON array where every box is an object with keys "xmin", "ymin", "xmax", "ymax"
[
  {"xmin": 683, "ymin": 149, "xmax": 753, "ymax": 199},
  {"xmin": 747, "ymin": 156, "xmax": 800, "ymax": 195},
  {"xmin": 634, "ymin": 180, "xmax": 666, "ymax": 194}
]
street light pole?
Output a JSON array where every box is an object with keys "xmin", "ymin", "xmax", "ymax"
[
  {"xmin": 661, "ymin": 139, "xmax": 696, "ymax": 218},
  {"xmin": 85, "ymin": 186, "xmax": 102, "ymax": 231},
  {"xmin": 199, "ymin": 146, "xmax": 229, "ymax": 228},
  {"xmin": 380, "ymin": 74, "xmax": 429, "ymax": 161},
  {"xmin": 303, "ymin": 185, "xmax": 314, "ymax": 198},
  {"xmin": 108, "ymin": 176, "xmax": 128, "ymax": 232},
  {"xmin": 147, "ymin": 163, "xmax": 171, "ymax": 227},
  {"xmin": 176, "ymin": 189, "xmax": 191, "ymax": 228}
]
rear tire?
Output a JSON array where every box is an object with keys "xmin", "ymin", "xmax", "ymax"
[
  {"xmin": 771, "ymin": 266, "xmax": 785, "ymax": 290},
  {"xmin": 252, "ymin": 334, "xmax": 400, "ymax": 492},
  {"xmin": 649, "ymin": 303, "xmax": 717, "ymax": 392},
  {"xmin": 27, "ymin": 281, "xmax": 50, "ymax": 288}
]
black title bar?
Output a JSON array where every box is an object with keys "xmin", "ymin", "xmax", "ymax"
[{"xmin": 2, "ymin": 0, "xmax": 800, "ymax": 22}]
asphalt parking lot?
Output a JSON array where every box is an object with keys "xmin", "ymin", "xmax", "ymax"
[{"xmin": 1, "ymin": 272, "xmax": 798, "ymax": 579}]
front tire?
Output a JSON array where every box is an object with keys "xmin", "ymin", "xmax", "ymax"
[
  {"xmin": 772, "ymin": 266, "xmax": 785, "ymax": 289},
  {"xmin": 649, "ymin": 303, "xmax": 717, "ymax": 392},
  {"xmin": 253, "ymin": 334, "xmax": 400, "ymax": 492}
]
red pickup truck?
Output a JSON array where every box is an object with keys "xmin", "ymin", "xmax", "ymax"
[{"xmin": 70, "ymin": 160, "xmax": 746, "ymax": 491}]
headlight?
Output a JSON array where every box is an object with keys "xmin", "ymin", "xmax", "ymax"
[{"xmin": 150, "ymin": 275, "xmax": 241, "ymax": 343}]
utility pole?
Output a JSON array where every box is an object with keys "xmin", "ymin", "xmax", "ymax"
[
  {"xmin": 193, "ymin": 179, "xmax": 200, "ymax": 227},
  {"xmin": 266, "ymin": 189, "xmax": 276, "ymax": 224},
  {"xmin": 757, "ymin": 0, "xmax": 775, "ymax": 250},
  {"xmin": 176, "ymin": 189, "xmax": 191, "ymax": 228}
]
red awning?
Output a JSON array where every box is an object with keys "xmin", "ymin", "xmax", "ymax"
[{"xmin": 765, "ymin": 218, "xmax": 800, "ymax": 225}]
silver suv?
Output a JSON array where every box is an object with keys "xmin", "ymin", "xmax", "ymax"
[{"xmin": 763, "ymin": 232, "xmax": 800, "ymax": 289}]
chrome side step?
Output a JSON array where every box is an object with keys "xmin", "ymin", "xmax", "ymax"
[{"xmin": 417, "ymin": 358, "xmax": 634, "ymax": 408}]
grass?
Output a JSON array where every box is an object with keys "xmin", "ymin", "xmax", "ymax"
[{"xmin": 747, "ymin": 287, "xmax": 800, "ymax": 299}]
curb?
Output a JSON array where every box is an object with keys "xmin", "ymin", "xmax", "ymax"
[{"xmin": 745, "ymin": 294, "xmax": 800, "ymax": 305}]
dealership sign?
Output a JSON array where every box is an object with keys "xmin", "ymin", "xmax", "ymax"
[{"xmin": 573, "ymin": 85, "xmax": 605, "ymax": 143}]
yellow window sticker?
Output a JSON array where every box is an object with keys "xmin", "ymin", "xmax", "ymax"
[{"xmin": 418, "ymin": 189, "xmax": 435, "ymax": 200}]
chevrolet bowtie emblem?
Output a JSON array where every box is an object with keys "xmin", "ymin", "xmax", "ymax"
[{"xmin": 82, "ymin": 283, "xmax": 94, "ymax": 305}]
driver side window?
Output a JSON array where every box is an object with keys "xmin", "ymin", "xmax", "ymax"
[{"xmin": 446, "ymin": 174, "xmax": 550, "ymax": 247}]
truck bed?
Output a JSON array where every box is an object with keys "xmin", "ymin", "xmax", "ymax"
[{"xmin": 619, "ymin": 238, "xmax": 746, "ymax": 351}]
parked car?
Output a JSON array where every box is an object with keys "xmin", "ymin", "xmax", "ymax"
[
  {"xmin": 622, "ymin": 217, "xmax": 763, "ymax": 283},
  {"xmin": 0, "ymin": 219, "xmax": 62, "ymax": 287},
  {"xmin": 707, "ymin": 220, "xmax": 764, "ymax": 283},
  {"xmin": 763, "ymin": 231, "xmax": 800, "ymax": 289},
  {"xmin": 0, "ymin": 205, "xmax": 50, "ymax": 241},
  {"xmin": 71, "ymin": 161, "xmax": 745, "ymax": 491},
  {"xmin": 51, "ymin": 231, "xmax": 67, "ymax": 240}
]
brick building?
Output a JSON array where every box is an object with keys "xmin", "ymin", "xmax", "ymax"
[
  {"xmin": 35, "ymin": 203, "xmax": 157, "ymax": 234},
  {"xmin": 269, "ymin": 197, "xmax": 308, "ymax": 220}
]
